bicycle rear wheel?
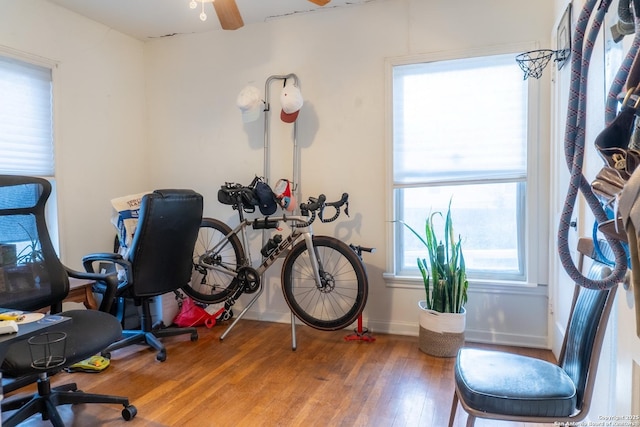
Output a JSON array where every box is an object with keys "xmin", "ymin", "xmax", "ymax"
[
  {"xmin": 183, "ymin": 218, "xmax": 243, "ymax": 304},
  {"xmin": 281, "ymin": 235, "xmax": 368, "ymax": 331}
]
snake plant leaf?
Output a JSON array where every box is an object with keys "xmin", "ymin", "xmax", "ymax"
[{"xmin": 394, "ymin": 198, "xmax": 468, "ymax": 313}]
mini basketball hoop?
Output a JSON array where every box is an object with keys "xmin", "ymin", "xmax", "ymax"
[{"xmin": 515, "ymin": 49, "xmax": 567, "ymax": 80}]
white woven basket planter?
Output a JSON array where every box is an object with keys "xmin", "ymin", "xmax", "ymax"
[{"xmin": 418, "ymin": 301, "xmax": 465, "ymax": 358}]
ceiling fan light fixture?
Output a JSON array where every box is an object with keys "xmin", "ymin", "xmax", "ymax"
[{"xmin": 188, "ymin": 0, "xmax": 214, "ymax": 21}]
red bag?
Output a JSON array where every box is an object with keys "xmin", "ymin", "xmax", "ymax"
[{"xmin": 173, "ymin": 297, "xmax": 222, "ymax": 328}]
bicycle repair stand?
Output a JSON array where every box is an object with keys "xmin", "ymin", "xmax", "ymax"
[
  {"xmin": 344, "ymin": 244, "xmax": 375, "ymax": 342},
  {"xmin": 219, "ymin": 73, "xmax": 302, "ymax": 351},
  {"xmin": 344, "ymin": 315, "xmax": 376, "ymax": 342}
]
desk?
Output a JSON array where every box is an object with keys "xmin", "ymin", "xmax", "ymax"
[{"xmin": 68, "ymin": 278, "xmax": 97, "ymax": 310}]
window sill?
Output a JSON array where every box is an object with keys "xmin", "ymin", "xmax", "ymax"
[{"xmin": 382, "ymin": 272, "xmax": 547, "ymax": 295}]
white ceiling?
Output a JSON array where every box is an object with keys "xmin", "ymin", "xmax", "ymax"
[{"xmin": 46, "ymin": 0, "xmax": 373, "ymax": 40}]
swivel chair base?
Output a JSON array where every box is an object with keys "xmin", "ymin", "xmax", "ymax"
[
  {"xmin": 2, "ymin": 373, "xmax": 137, "ymax": 427},
  {"xmin": 104, "ymin": 324, "xmax": 198, "ymax": 362}
]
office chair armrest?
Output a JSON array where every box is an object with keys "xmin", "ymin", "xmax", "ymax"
[
  {"xmin": 81, "ymin": 253, "xmax": 134, "ymax": 304},
  {"xmin": 82, "ymin": 252, "xmax": 133, "ymax": 280},
  {"xmin": 65, "ymin": 267, "xmax": 120, "ymax": 313},
  {"xmin": 82, "ymin": 252, "xmax": 124, "ymax": 271}
]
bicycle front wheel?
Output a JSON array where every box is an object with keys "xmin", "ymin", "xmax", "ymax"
[
  {"xmin": 183, "ymin": 218, "xmax": 243, "ymax": 304},
  {"xmin": 281, "ymin": 235, "xmax": 368, "ymax": 331}
]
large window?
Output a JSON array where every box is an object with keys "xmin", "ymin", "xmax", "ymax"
[
  {"xmin": 0, "ymin": 52, "xmax": 57, "ymax": 249},
  {"xmin": 389, "ymin": 49, "xmax": 541, "ymax": 284},
  {"xmin": 0, "ymin": 54, "xmax": 54, "ymax": 176}
]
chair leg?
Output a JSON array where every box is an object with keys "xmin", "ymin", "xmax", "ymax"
[
  {"xmin": 43, "ymin": 398, "xmax": 65, "ymax": 427},
  {"xmin": 144, "ymin": 331, "xmax": 166, "ymax": 354},
  {"xmin": 2, "ymin": 396, "xmax": 48, "ymax": 427},
  {"xmin": 105, "ymin": 307, "xmax": 197, "ymax": 361},
  {"xmin": 2, "ymin": 393, "xmax": 37, "ymax": 411},
  {"xmin": 466, "ymin": 414, "xmax": 476, "ymax": 427},
  {"xmin": 153, "ymin": 326, "xmax": 198, "ymax": 340},
  {"xmin": 52, "ymin": 389, "xmax": 131, "ymax": 407},
  {"xmin": 2, "ymin": 382, "xmax": 78, "ymax": 411},
  {"xmin": 52, "ymin": 382, "xmax": 78, "ymax": 393},
  {"xmin": 104, "ymin": 330, "xmax": 147, "ymax": 353},
  {"xmin": 448, "ymin": 392, "xmax": 458, "ymax": 427}
]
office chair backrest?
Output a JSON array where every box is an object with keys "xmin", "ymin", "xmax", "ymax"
[
  {"xmin": 559, "ymin": 258, "xmax": 616, "ymax": 413},
  {"xmin": 0, "ymin": 175, "xmax": 68, "ymax": 312},
  {"xmin": 127, "ymin": 189, "xmax": 203, "ymax": 297}
]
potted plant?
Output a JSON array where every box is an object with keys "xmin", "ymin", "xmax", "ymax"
[
  {"xmin": 399, "ymin": 200, "xmax": 468, "ymax": 357},
  {"xmin": 16, "ymin": 223, "xmax": 44, "ymax": 264},
  {"xmin": 8, "ymin": 224, "xmax": 46, "ymax": 290}
]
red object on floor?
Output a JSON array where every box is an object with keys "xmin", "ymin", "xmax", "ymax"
[{"xmin": 344, "ymin": 314, "xmax": 375, "ymax": 342}]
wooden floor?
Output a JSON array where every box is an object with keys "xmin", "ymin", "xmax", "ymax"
[{"xmin": 6, "ymin": 320, "xmax": 556, "ymax": 427}]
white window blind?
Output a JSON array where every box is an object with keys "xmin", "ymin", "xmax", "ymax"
[
  {"xmin": 0, "ymin": 55, "xmax": 54, "ymax": 176},
  {"xmin": 393, "ymin": 54, "xmax": 527, "ymax": 185},
  {"xmin": 391, "ymin": 52, "xmax": 530, "ymax": 281}
]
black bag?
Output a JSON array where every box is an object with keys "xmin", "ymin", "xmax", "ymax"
[{"xmin": 217, "ymin": 185, "xmax": 257, "ymax": 209}]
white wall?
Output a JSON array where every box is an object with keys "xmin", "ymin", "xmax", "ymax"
[
  {"xmin": 143, "ymin": 0, "xmax": 555, "ymax": 341},
  {"xmin": 0, "ymin": 0, "xmax": 149, "ymax": 267},
  {"xmin": 0, "ymin": 0, "xmax": 555, "ymax": 342}
]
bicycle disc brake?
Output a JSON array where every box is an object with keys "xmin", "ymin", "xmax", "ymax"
[
  {"xmin": 238, "ymin": 266, "xmax": 261, "ymax": 294},
  {"xmin": 319, "ymin": 270, "xmax": 336, "ymax": 293}
]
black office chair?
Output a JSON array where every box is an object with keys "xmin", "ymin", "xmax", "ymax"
[
  {"xmin": 0, "ymin": 175, "xmax": 136, "ymax": 426},
  {"xmin": 82, "ymin": 189, "xmax": 203, "ymax": 362},
  {"xmin": 448, "ymin": 237, "xmax": 618, "ymax": 426}
]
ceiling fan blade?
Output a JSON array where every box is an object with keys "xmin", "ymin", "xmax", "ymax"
[
  {"xmin": 308, "ymin": 0, "xmax": 332, "ymax": 5},
  {"xmin": 213, "ymin": 0, "xmax": 244, "ymax": 30}
]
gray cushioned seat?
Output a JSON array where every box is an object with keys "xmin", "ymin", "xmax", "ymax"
[{"xmin": 455, "ymin": 348, "xmax": 577, "ymax": 417}]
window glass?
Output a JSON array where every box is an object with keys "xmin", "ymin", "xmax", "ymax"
[{"xmin": 392, "ymin": 52, "xmax": 529, "ymax": 281}]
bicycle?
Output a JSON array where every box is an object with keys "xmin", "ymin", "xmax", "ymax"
[{"xmin": 182, "ymin": 178, "xmax": 368, "ymax": 334}]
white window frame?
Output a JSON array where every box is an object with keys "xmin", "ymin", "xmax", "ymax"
[{"xmin": 384, "ymin": 43, "xmax": 547, "ymax": 290}]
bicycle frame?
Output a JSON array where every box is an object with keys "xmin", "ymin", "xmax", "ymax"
[
  {"xmin": 193, "ymin": 183, "xmax": 356, "ymax": 350},
  {"xmin": 199, "ymin": 213, "xmax": 324, "ymax": 297},
  {"xmin": 198, "ymin": 212, "xmax": 325, "ymax": 350}
]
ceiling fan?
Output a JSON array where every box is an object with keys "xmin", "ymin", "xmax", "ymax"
[{"xmin": 209, "ymin": 0, "xmax": 332, "ymax": 31}]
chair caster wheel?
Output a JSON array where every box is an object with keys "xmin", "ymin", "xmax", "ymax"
[
  {"xmin": 122, "ymin": 404, "xmax": 137, "ymax": 421},
  {"xmin": 156, "ymin": 351, "xmax": 167, "ymax": 362},
  {"xmin": 191, "ymin": 332, "xmax": 198, "ymax": 341},
  {"xmin": 101, "ymin": 351, "xmax": 111, "ymax": 359}
]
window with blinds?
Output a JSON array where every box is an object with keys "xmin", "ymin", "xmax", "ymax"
[
  {"xmin": 390, "ymin": 52, "xmax": 531, "ymax": 282},
  {"xmin": 0, "ymin": 55, "xmax": 54, "ymax": 176}
]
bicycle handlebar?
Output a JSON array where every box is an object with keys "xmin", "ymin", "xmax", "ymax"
[
  {"xmin": 299, "ymin": 194, "xmax": 327, "ymax": 212},
  {"xmin": 326, "ymin": 192, "xmax": 349, "ymax": 209},
  {"xmin": 300, "ymin": 193, "xmax": 349, "ymax": 221},
  {"xmin": 292, "ymin": 192, "xmax": 348, "ymax": 227},
  {"xmin": 350, "ymin": 244, "xmax": 375, "ymax": 254},
  {"xmin": 219, "ymin": 178, "xmax": 350, "ymax": 227}
]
